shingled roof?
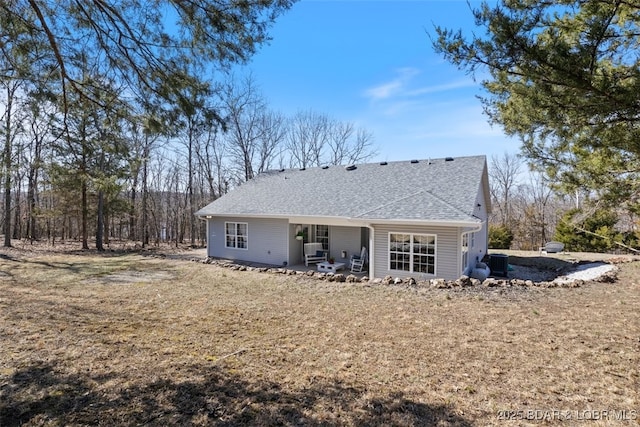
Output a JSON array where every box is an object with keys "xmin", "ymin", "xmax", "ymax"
[{"xmin": 196, "ymin": 155, "xmax": 488, "ymax": 225}]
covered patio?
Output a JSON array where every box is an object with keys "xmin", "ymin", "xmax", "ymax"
[
  {"xmin": 288, "ymin": 222, "xmax": 370, "ymax": 272},
  {"xmin": 201, "ymin": 256, "xmax": 370, "ymax": 280}
]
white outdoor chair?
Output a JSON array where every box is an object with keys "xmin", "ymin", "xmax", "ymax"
[
  {"xmin": 304, "ymin": 242, "xmax": 327, "ymax": 266},
  {"xmin": 350, "ymin": 246, "xmax": 368, "ymax": 273}
]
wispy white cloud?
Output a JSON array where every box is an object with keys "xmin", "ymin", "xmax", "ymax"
[
  {"xmin": 358, "ymin": 66, "xmax": 511, "ymax": 160},
  {"xmin": 363, "ymin": 67, "xmax": 421, "ymax": 100},
  {"xmin": 363, "ymin": 69, "xmax": 477, "ymax": 119},
  {"xmin": 353, "ymin": 98, "xmax": 517, "ymax": 162},
  {"xmin": 407, "ymin": 79, "xmax": 477, "ymax": 96}
]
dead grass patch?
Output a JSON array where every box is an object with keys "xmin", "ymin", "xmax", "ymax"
[{"xmin": 1, "ymin": 247, "xmax": 638, "ymax": 426}]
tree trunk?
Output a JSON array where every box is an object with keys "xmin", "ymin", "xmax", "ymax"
[
  {"xmin": 103, "ymin": 198, "xmax": 110, "ymax": 246},
  {"xmin": 129, "ymin": 176, "xmax": 137, "ymax": 241},
  {"xmin": 3, "ymin": 87, "xmax": 13, "ymax": 247},
  {"xmin": 141, "ymin": 143, "xmax": 149, "ymax": 247},
  {"xmin": 3, "ymin": 167, "xmax": 10, "ymax": 247},
  {"xmin": 12, "ymin": 177, "xmax": 21, "ymax": 239},
  {"xmin": 81, "ymin": 179, "xmax": 89, "ymax": 249},
  {"xmin": 96, "ymin": 190, "xmax": 104, "ymax": 251},
  {"xmin": 27, "ymin": 166, "xmax": 38, "ymax": 242},
  {"xmin": 188, "ymin": 130, "xmax": 196, "ymax": 246},
  {"xmin": 27, "ymin": 123, "xmax": 43, "ymax": 243}
]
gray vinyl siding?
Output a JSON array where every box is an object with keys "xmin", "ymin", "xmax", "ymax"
[
  {"xmin": 207, "ymin": 217, "xmax": 289, "ymax": 266},
  {"xmin": 372, "ymin": 224, "xmax": 460, "ymax": 281},
  {"xmin": 328, "ymin": 226, "xmax": 363, "ymax": 264}
]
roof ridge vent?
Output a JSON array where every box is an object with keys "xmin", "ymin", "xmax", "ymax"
[
  {"xmin": 345, "ymin": 165, "xmax": 357, "ymax": 171},
  {"xmin": 445, "ymin": 157, "xmax": 454, "ymax": 162},
  {"xmin": 410, "ymin": 159, "xmax": 419, "ymax": 164}
]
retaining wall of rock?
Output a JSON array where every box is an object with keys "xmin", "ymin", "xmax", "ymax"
[{"xmin": 195, "ymin": 257, "xmax": 618, "ymax": 288}]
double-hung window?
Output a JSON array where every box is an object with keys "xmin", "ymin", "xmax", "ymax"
[
  {"xmin": 225, "ymin": 222, "xmax": 248, "ymax": 250},
  {"xmin": 389, "ymin": 233, "xmax": 436, "ymax": 275},
  {"xmin": 315, "ymin": 225, "xmax": 329, "ymax": 250}
]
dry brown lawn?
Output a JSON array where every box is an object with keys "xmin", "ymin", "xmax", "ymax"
[{"xmin": 0, "ymin": 245, "xmax": 638, "ymax": 426}]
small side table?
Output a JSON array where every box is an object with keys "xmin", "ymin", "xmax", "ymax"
[{"xmin": 317, "ymin": 261, "xmax": 345, "ymax": 273}]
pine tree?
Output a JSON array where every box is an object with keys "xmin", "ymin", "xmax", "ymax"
[{"xmin": 434, "ymin": 1, "xmax": 640, "ymax": 214}]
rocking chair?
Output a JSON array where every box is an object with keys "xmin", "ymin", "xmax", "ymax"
[{"xmin": 350, "ymin": 246, "xmax": 368, "ymax": 273}]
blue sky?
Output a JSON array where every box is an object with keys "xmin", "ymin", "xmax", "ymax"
[{"xmin": 237, "ymin": 0, "xmax": 518, "ymax": 162}]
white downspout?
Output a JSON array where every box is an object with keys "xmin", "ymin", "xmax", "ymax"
[
  {"xmin": 205, "ymin": 217, "xmax": 211, "ymax": 257},
  {"xmin": 367, "ymin": 224, "xmax": 375, "ymax": 279}
]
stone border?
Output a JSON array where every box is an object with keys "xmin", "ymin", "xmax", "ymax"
[{"xmin": 194, "ymin": 257, "xmax": 619, "ymax": 289}]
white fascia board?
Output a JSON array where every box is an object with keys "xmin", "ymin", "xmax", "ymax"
[
  {"xmin": 195, "ymin": 213, "xmax": 356, "ymax": 227},
  {"xmin": 357, "ymin": 218, "xmax": 482, "ymax": 228},
  {"xmin": 196, "ymin": 213, "xmax": 481, "ymax": 228},
  {"xmin": 287, "ymin": 215, "xmax": 361, "ymax": 227},
  {"xmin": 196, "ymin": 213, "xmax": 289, "ymax": 220}
]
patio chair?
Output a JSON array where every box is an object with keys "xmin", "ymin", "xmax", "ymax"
[
  {"xmin": 304, "ymin": 242, "xmax": 327, "ymax": 266},
  {"xmin": 350, "ymin": 246, "xmax": 368, "ymax": 273}
]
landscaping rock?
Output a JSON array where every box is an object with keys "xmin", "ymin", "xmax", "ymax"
[
  {"xmin": 455, "ymin": 275, "xmax": 472, "ymax": 287},
  {"xmin": 596, "ymin": 270, "xmax": 617, "ymax": 283},
  {"xmin": 563, "ymin": 279, "xmax": 583, "ymax": 288},
  {"xmin": 333, "ymin": 273, "xmax": 346, "ymax": 283},
  {"xmin": 483, "ymin": 278, "xmax": 498, "ymax": 287},
  {"xmin": 431, "ymin": 278, "xmax": 449, "ymax": 288},
  {"xmin": 199, "ymin": 253, "xmax": 620, "ymax": 291}
]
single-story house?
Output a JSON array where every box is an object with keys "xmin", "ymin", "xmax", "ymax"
[{"xmin": 195, "ymin": 155, "xmax": 490, "ymax": 281}]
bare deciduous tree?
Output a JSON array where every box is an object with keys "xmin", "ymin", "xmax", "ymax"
[
  {"xmin": 489, "ymin": 152, "xmax": 522, "ymax": 227},
  {"xmin": 286, "ymin": 110, "xmax": 377, "ymax": 168},
  {"xmin": 223, "ymin": 76, "xmax": 286, "ymax": 182}
]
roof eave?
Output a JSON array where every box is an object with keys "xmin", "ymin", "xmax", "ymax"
[
  {"xmin": 362, "ymin": 218, "xmax": 482, "ymax": 228},
  {"xmin": 196, "ymin": 212, "xmax": 482, "ymax": 228}
]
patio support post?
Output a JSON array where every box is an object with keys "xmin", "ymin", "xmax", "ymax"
[{"xmin": 367, "ymin": 224, "xmax": 375, "ymax": 279}]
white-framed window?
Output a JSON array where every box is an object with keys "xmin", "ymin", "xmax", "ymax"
[
  {"xmin": 225, "ymin": 222, "xmax": 248, "ymax": 250},
  {"xmin": 389, "ymin": 233, "xmax": 436, "ymax": 275},
  {"xmin": 462, "ymin": 233, "xmax": 469, "ymax": 272},
  {"xmin": 315, "ymin": 224, "xmax": 329, "ymax": 250}
]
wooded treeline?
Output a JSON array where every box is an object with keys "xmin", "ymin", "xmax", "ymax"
[
  {"xmin": 488, "ymin": 152, "xmax": 639, "ymax": 253},
  {"xmin": 4, "ymin": 1, "xmax": 639, "ymax": 253},
  {"xmin": 1, "ymin": 0, "xmax": 315, "ymax": 250},
  {"xmin": 0, "ymin": 73, "xmax": 376, "ymax": 249},
  {"xmin": 435, "ymin": 0, "xmax": 640, "ymax": 253}
]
